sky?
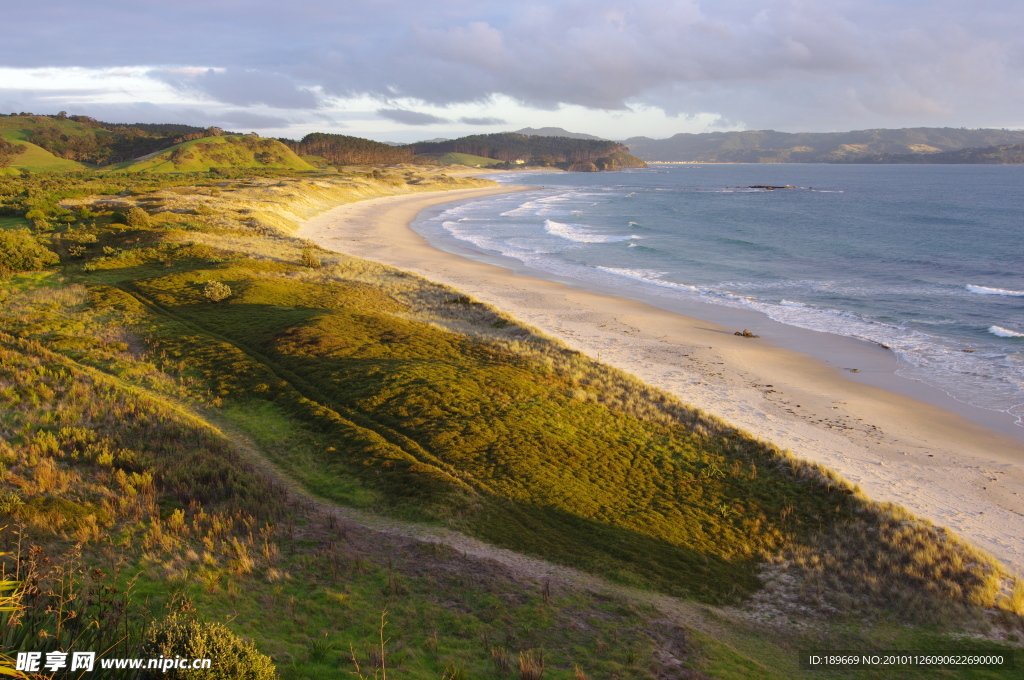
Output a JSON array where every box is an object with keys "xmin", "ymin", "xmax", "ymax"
[{"xmin": 3, "ymin": 0, "xmax": 1022, "ymax": 142}]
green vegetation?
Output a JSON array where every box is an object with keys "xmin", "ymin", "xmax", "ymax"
[
  {"xmin": 115, "ymin": 136, "xmax": 314, "ymax": 173},
  {"xmin": 0, "ymin": 229, "xmax": 59, "ymax": 276},
  {"xmin": 0, "ymin": 113, "xmax": 221, "ymax": 169},
  {"xmin": 835, "ymin": 143, "xmax": 1024, "ymax": 164},
  {"xmin": 624, "ymin": 127, "xmax": 1024, "ymax": 163},
  {"xmin": 431, "ymin": 152, "xmax": 506, "ymax": 167},
  {"xmin": 411, "ymin": 132, "xmax": 647, "ymax": 171},
  {"xmin": 143, "ymin": 616, "xmax": 276, "ymax": 679},
  {"xmin": 0, "ymin": 165, "xmax": 1020, "ymax": 679},
  {"xmin": 280, "ymin": 132, "xmax": 417, "ymax": 166}
]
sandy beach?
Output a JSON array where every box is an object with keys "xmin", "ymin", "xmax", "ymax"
[{"xmin": 298, "ymin": 184, "xmax": 1024, "ymax": 576}]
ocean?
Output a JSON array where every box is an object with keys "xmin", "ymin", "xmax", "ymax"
[{"xmin": 412, "ymin": 164, "xmax": 1024, "ymax": 430}]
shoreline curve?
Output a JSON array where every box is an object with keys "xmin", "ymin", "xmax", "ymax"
[{"xmin": 298, "ymin": 184, "xmax": 1024, "ymax": 576}]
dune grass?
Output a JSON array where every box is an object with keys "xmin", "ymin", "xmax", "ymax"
[
  {"xmin": 0, "ymin": 253, "xmax": 713, "ymax": 680},
  {"xmin": 1, "ymin": 166, "xmax": 1021, "ymax": 679},
  {"xmin": 47, "ymin": 171, "xmax": 1018, "ymax": 619}
]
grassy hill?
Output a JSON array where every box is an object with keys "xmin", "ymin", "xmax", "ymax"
[
  {"xmin": 0, "ymin": 116, "xmax": 91, "ymax": 173},
  {"xmin": 0, "ymin": 167, "xmax": 1020, "ymax": 679},
  {"xmin": 625, "ymin": 127, "xmax": 1024, "ymax": 163},
  {"xmin": 115, "ymin": 135, "xmax": 315, "ymax": 173},
  {"xmin": 428, "ymin": 151, "xmax": 506, "ymax": 167}
]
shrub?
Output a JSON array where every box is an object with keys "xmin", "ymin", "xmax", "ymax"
[
  {"xmin": 0, "ymin": 229, "xmax": 59, "ymax": 276},
  {"xmin": 300, "ymin": 248, "xmax": 322, "ymax": 269},
  {"xmin": 141, "ymin": 615, "xmax": 276, "ymax": 679},
  {"xmin": 203, "ymin": 281, "xmax": 232, "ymax": 302},
  {"xmin": 127, "ymin": 207, "xmax": 151, "ymax": 228}
]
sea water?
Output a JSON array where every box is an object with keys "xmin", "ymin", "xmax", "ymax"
[{"xmin": 413, "ymin": 164, "xmax": 1024, "ymax": 428}]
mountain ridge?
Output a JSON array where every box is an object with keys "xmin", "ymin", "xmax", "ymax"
[{"xmin": 624, "ymin": 127, "xmax": 1024, "ymax": 163}]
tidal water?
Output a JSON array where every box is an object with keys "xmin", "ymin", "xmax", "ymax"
[{"xmin": 413, "ymin": 164, "xmax": 1024, "ymax": 428}]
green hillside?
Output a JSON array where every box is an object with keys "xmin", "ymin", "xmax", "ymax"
[
  {"xmin": 116, "ymin": 135, "xmax": 315, "ymax": 173},
  {"xmin": 431, "ymin": 151, "xmax": 505, "ymax": 166},
  {"xmin": 0, "ymin": 116, "xmax": 90, "ymax": 173}
]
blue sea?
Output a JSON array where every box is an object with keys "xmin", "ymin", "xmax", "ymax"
[{"xmin": 413, "ymin": 164, "xmax": 1024, "ymax": 429}]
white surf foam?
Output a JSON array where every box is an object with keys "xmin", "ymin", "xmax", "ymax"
[
  {"xmin": 990, "ymin": 326, "xmax": 1024, "ymax": 338},
  {"xmin": 544, "ymin": 220, "xmax": 632, "ymax": 244},
  {"xmin": 967, "ymin": 285, "xmax": 1024, "ymax": 297}
]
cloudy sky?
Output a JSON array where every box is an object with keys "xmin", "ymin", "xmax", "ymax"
[{"xmin": 4, "ymin": 0, "xmax": 1022, "ymax": 141}]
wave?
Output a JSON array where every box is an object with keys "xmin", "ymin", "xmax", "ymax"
[
  {"xmin": 967, "ymin": 285, "xmax": 1024, "ymax": 297},
  {"xmin": 544, "ymin": 220, "xmax": 633, "ymax": 244},
  {"xmin": 989, "ymin": 326, "xmax": 1024, "ymax": 338}
]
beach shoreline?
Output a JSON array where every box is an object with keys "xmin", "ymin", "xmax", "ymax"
[{"xmin": 298, "ymin": 184, "xmax": 1024, "ymax": 576}]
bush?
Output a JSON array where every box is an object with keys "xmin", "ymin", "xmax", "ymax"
[
  {"xmin": 127, "ymin": 207, "xmax": 151, "ymax": 228},
  {"xmin": 141, "ymin": 615, "xmax": 276, "ymax": 679},
  {"xmin": 300, "ymin": 248, "xmax": 321, "ymax": 269},
  {"xmin": 203, "ymin": 281, "xmax": 232, "ymax": 302},
  {"xmin": 0, "ymin": 229, "xmax": 59, "ymax": 276}
]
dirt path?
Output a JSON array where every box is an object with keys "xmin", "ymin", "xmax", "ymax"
[{"xmin": 196, "ymin": 408, "xmax": 793, "ymax": 673}]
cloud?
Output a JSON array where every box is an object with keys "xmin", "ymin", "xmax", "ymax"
[
  {"xmin": 215, "ymin": 109, "xmax": 292, "ymax": 129},
  {"xmin": 155, "ymin": 68, "xmax": 319, "ymax": 109},
  {"xmin": 459, "ymin": 116, "xmax": 507, "ymax": 125},
  {"xmin": 2, "ymin": 0, "xmax": 1023, "ymax": 132},
  {"xmin": 376, "ymin": 109, "xmax": 449, "ymax": 125}
]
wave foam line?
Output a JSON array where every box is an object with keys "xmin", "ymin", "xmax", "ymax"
[
  {"xmin": 967, "ymin": 285, "xmax": 1024, "ymax": 296},
  {"xmin": 989, "ymin": 326, "xmax": 1024, "ymax": 338},
  {"xmin": 544, "ymin": 220, "xmax": 632, "ymax": 244}
]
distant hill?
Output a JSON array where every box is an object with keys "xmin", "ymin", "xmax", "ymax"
[
  {"xmin": 515, "ymin": 127, "xmax": 603, "ymax": 140},
  {"xmin": 410, "ymin": 132, "xmax": 646, "ymax": 171},
  {"xmin": 625, "ymin": 127, "xmax": 1024, "ymax": 163},
  {"xmin": 279, "ymin": 132, "xmax": 416, "ymax": 166},
  {"xmin": 117, "ymin": 135, "xmax": 315, "ymax": 173},
  {"xmin": 833, "ymin": 143, "xmax": 1024, "ymax": 164}
]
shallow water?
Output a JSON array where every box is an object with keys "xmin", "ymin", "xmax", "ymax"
[{"xmin": 413, "ymin": 164, "xmax": 1024, "ymax": 428}]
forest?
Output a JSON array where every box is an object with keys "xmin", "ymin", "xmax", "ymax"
[
  {"xmin": 279, "ymin": 132, "xmax": 417, "ymax": 166},
  {"xmin": 409, "ymin": 133, "xmax": 631, "ymax": 164}
]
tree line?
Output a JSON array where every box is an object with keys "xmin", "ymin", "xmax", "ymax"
[
  {"xmin": 278, "ymin": 132, "xmax": 416, "ymax": 166},
  {"xmin": 409, "ymin": 132, "xmax": 628, "ymax": 163}
]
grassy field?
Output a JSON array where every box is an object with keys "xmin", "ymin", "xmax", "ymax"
[
  {"xmin": 430, "ymin": 152, "xmax": 506, "ymax": 167},
  {"xmin": 0, "ymin": 216, "xmax": 30, "ymax": 230},
  {"xmin": 0, "ymin": 166, "xmax": 1021, "ymax": 679}
]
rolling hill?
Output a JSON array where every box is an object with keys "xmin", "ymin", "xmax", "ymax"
[
  {"xmin": 115, "ymin": 135, "xmax": 315, "ymax": 173},
  {"xmin": 412, "ymin": 132, "xmax": 647, "ymax": 170},
  {"xmin": 0, "ymin": 116, "xmax": 90, "ymax": 173},
  {"xmin": 515, "ymin": 126, "xmax": 604, "ymax": 140},
  {"xmin": 624, "ymin": 127, "xmax": 1024, "ymax": 163}
]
